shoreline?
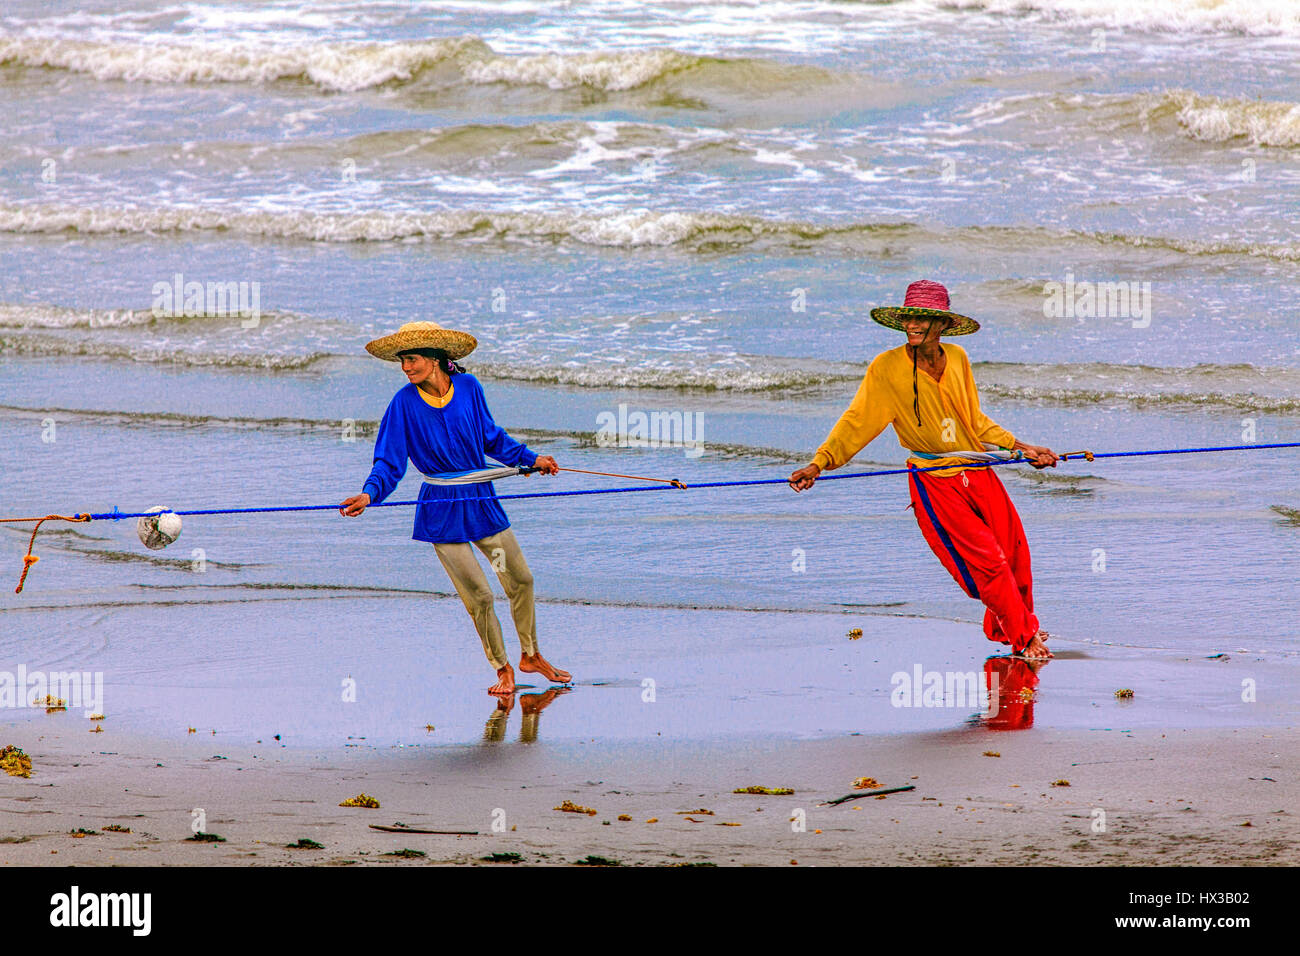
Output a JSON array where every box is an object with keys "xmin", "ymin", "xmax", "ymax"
[{"xmin": 4, "ymin": 600, "xmax": 1294, "ymax": 748}]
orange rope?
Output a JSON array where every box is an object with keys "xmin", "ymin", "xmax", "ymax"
[
  {"xmin": 4, "ymin": 513, "xmax": 92, "ymax": 594},
  {"xmin": 555, "ymin": 467, "xmax": 687, "ymax": 489}
]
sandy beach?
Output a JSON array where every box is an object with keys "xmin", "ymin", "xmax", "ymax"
[
  {"xmin": 3, "ymin": 603, "xmax": 1295, "ymax": 866},
  {"xmin": 4, "ymin": 722, "xmax": 1295, "ymax": 867}
]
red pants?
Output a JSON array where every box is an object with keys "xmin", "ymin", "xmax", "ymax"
[{"xmin": 908, "ymin": 466, "xmax": 1039, "ymax": 653}]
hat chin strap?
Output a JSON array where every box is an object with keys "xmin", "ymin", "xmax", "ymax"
[
  {"xmin": 912, "ymin": 343, "xmax": 922, "ymax": 426},
  {"xmin": 907, "ymin": 318, "xmax": 948, "ymax": 426}
]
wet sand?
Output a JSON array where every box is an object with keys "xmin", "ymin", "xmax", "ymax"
[
  {"xmin": 2, "ymin": 603, "xmax": 1296, "ymax": 865},
  {"xmin": 2, "ymin": 723, "xmax": 1295, "ymax": 866},
  {"xmin": 4, "ymin": 596, "xmax": 1294, "ymax": 746}
]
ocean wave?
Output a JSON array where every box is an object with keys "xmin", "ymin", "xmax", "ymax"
[
  {"xmin": 325, "ymin": 120, "xmax": 681, "ymax": 164},
  {"xmin": 977, "ymin": 359, "xmax": 1300, "ymax": 415},
  {"xmin": 1153, "ymin": 90, "xmax": 1300, "ymax": 148},
  {"xmin": 0, "ymin": 403, "xmax": 828, "ymax": 465},
  {"xmin": 0, "ymin": 32, "xmax": 840, "ymax": 94},
  {"xmin": 3, "ymin": 202, "xmax": 1298, "ymax": 261},
  {"xmin": 5, "ymin": 318, "xmax": 1295, "ymax": 416},
  {"xmin": 0, "ymin": 35, "xmax": 474, "ymax": 92},
  {"xmin": 940, "ymin": 0, "xmax": 1300, "ymax": 37},
  {"xmin": 5, "ymin": 120, "xmax": 736, "ymax": 181},
  {"xmin": 484, "ymin": 357, "xmax": 1300, "ymax": 413},
  {"xmin": 0, "ymin": 303, "xmax": 156, "ymax": 329},
  {"xmin": 0, "ymin": 302, "xmax": 320, "ymax": 330},
  {"xmin": 0, "ymin": 201, "xmax": 916, "ymax": 247},
  {"xmin": 985, "ymin": 385, "xmax": 1300, "ymax": 415},
  {"xmin": 0, "ymin": 331, "xmax": 329, "ymax": 370},
  {"xmin": 0, "ymin": 402, "xmax": 380, "ymax": 434},
  {"xmin": 963, "ymin": 89, "xmax": 1300, "ymax": 149},
  {"xmin": 473, "ymin": 359, "xmax": 858, "ymax": 392}
]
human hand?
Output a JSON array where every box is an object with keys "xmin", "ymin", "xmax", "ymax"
[
  {"xmin": 339, "ymin": 492, "xmax": 371, "ymax": 516},
  {"xmin": 1019, "ymin": 445, "xmax": 1059, "ymax": 469},
  {"xmin": 789, "ymin": 463, "xmax": 821, "ymax": 492}
]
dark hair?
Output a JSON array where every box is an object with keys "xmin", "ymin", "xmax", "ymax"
[{"xmin": 397, "ymin": 347, "xmax": 464, "ymax": 375}]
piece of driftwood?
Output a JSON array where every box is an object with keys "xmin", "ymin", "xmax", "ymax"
[
  {"xmin": 369, "ymin": 824, "xmax": 479, "ymax": 835},
  {"xmin": 821, "ymin": 784, "xmax": 916, "ymax": 806}
]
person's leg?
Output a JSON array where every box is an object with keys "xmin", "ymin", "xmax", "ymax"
[
  {"xmin": 908, "ymin": 468, "xmax": 1041, "ymax": 654},
  {"xmin": 433, "ymin": 540, "xmax": 513, "ymax": 691},
  {"xmin": 472, "ymin": 529, "xmax": 572, "ymax": 684},
  {"xmin": 968, "ymin": 469, "xmax": 1036, "ymax": 623},
  {"xmin": 471, "ymin": 528, "xmax": 537, "ymax": 656}
]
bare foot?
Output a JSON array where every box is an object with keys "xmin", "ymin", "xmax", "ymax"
[
  {"xmin": 489, "ymin": 665, "xmax": 516, "ymax": 696},
  {"xmin": 1035, "ymin": 628, "xmax": 1052, "ymax": 642},
  {"xmin": 1015, "ymin": 634, "xmax": 1054, "ymax": 660},
  {"xmin": 518, "ymin": 653, "xmax": 572, "ymax": 685}
]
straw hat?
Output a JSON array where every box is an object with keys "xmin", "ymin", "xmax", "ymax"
[
  {"xmin": 869, "ymin": 280, "xmax": 980, "ymax": 336},
  {"xmin": 364, "ymin": 321, "xmax": 478, "ymax": 362}
]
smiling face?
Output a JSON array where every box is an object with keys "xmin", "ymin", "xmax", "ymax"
[
  {"xmin": 398, "ymin": 351, "xmax": 436, "ymax": 386},
  {"xmin": 902, "ymin": 314, "xmax": 952, "ymax": 346}
]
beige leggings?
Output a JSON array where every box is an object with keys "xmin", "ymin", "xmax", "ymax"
[{"xmin": 433, "ymin": 528, "xmax": 537, "ymax": 670}]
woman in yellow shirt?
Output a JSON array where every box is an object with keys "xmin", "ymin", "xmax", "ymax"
[{"xmin": 789, "ymin": 281, "xmax": 1058, "ymax": 660}]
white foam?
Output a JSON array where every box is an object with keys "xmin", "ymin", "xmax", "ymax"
[
  {"xmin": 2, "ymin": 202, "xmax": 1296, "ymax": 262},
  {"xmin": 937, "ymin": 0, "xmax": 1300, "ymax": 37},
  {"xmin": 0, "ymin": 32, "xmax": 717, "ymax": 93},
  {"xmin": 459, "ymin": 47, "xmax": 698, "ymax": 91},
  {"xmin": 966, "ymin": 89, "xmax": 1300, "ymax": 148},
  {"xmin": 0, "ymin": 202, "xmax": 758, "ymax": 247},
  {"xmin": 748, "ymin": 147, "xmax": 821, "ymax": 181},
  {"xmin": 0, "ymin": 34, "xmax": 480, "ymax": 92},
  {"xmin": 475, "ymin": 357, "xmax": 854, "ymax": 391},
  {"xmin": 0, "ymin": 303, "xmax": 153, "ymax": 329},
  {"xmin": 1166, "ymin": 91, "xmax": 1300, "ymax": 147},
  {"xmin": 178, "ymin": 5, "xmax": 341, "ymax": 31}
]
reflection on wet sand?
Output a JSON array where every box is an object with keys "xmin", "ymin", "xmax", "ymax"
[
  {"xmin": 981, "ymin": 655, "xmax": 1049, "ymax": 730},
  {"xmin": 482, "ymin": 687, "xmax": 571, "ymax": 742}
]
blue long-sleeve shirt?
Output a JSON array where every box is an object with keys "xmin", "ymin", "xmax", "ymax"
[{"xmin": 362, "ymin": 375, "xmax": 537, "ymax": 543}]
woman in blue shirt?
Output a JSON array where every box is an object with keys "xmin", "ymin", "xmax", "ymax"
[{"xmin": 340, "ymin": 321, "xmax": 571, "ymax": 696}]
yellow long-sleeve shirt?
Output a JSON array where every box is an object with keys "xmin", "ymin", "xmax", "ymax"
[{"xmin": 812, "ymin": 343, "xmax": 1016, "ymax": 478}]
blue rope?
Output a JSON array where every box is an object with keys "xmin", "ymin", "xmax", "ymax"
[{"xmin": 79, "ymin": 441, "xmax": 1300, "ymax": 521}]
